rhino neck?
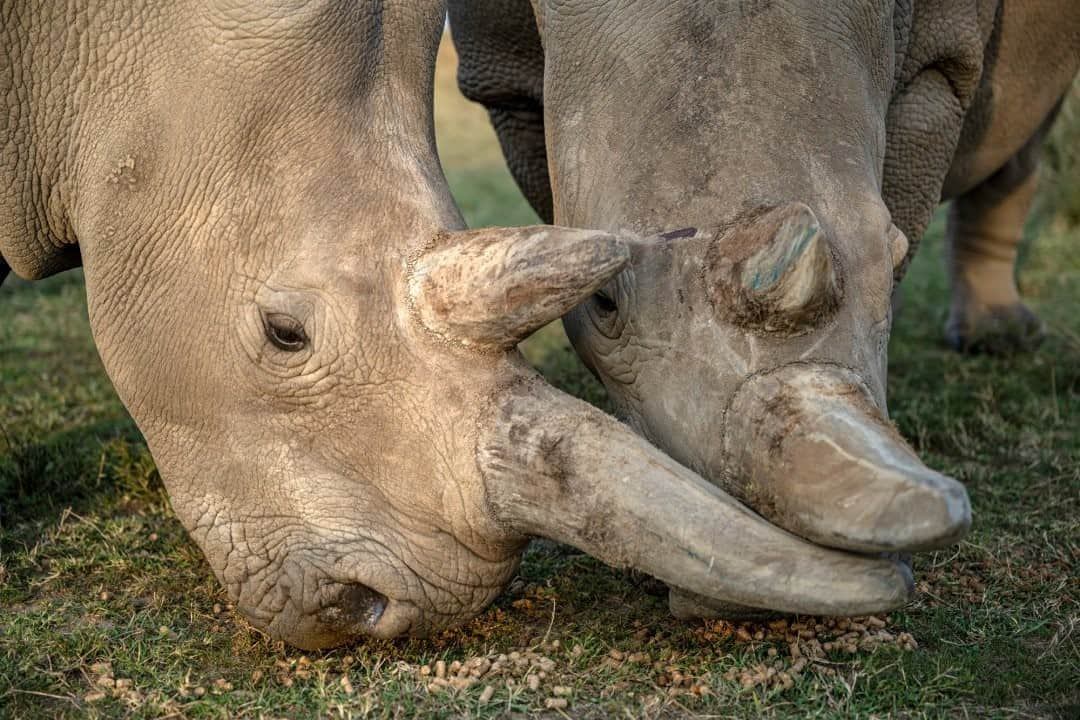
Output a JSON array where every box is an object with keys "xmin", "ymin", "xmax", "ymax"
[{"xmin": 0, "ymin": 0, "xmax": 114, "ymax": 280}]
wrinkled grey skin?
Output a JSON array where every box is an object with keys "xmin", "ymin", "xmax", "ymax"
[
  {"xmin": 2, "ymin": 0, "xmax": 921, "ymax": 647},
  {"xmin": 449, "ymin": 0, "xmax": 1078, "ymax": 594}
]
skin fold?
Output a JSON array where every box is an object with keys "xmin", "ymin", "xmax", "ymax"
[
  {"xmin": 449, "ymin": 0, "xmax": 1078, "ymax": 613},
  {"xmin": 2, "ymin": 0, "xmax": 920, "ymax": 648}
]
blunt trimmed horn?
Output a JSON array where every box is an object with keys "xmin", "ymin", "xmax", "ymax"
[
  {"xmin": 410, "ymin": 226, "xmax": 628, "ymax": 348},
  {"xmin": 478, "ymin": 377, "xmax": 914, "ymax": 617},
  {"xmin": 724, "ymin": 365, "xmax": 972, "ymax": 553},
  {"xmin": 708, "ymin": 202, "xmax": 841, "ymax": 334}
]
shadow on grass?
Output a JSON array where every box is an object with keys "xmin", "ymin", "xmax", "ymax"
[{"xmin": 0, "ymin": 420, "xmax": 149, "ymax": 546}]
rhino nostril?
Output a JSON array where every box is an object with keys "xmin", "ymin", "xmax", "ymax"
[
  {"xmin": 318, "ymin": 583, "xmax": 388, "ymax": 632},
  {"xmin": 342, "ymin": 583, "xmax": 388, "ymax": 628}
]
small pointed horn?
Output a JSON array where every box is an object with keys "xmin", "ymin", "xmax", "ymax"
[
  {"xmin": 724, "ymin": 365, "xmax": 971, "ymax": 553},
  {"xmin": 479, "ymin": 377, "xmax": 913, "ymax": 617},
  {"xmin": 410, "ymin": 226, "xmax": 628, "ymax": 349},
  {"xmin": 709, "ymin": 203, "xmax": 841, "ymax": 334}
]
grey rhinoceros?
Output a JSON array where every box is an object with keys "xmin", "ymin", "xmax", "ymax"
[
  {"xmin": 449, "ymin": 0, "xmax": 1078, "ymax": 600},
  {"xmin": 0, "ymin": 0, "xmax": 916, "ymax": 648}
]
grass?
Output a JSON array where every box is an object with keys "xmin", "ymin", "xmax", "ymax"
[{"xmin": 1, "ymin": 37, "xmax": 1077, "ymax": 720}]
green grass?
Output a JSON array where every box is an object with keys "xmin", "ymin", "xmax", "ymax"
[{"xmin": 1, "ymin": 39, "xmax": 1077, "ymax": 720}]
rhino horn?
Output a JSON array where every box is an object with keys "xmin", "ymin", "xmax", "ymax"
[
  {"xmin": 712, "ymin": 203, "xmax": 841, "ymax": 333},
  {"xmin": 725, "ymin": 365, "xmax": 971, "ymax": 553},
  {"xmin": 479, "ymin": 378, "xmax": 914, "ymax": 617},
  {"xmin": 410, "ymin": 226, "xmax": 628, "ymax": 349}
]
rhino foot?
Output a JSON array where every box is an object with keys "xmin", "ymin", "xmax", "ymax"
[{"xmin": 945, "ymin": 301, "xmax": 1045, "ymax": 355}]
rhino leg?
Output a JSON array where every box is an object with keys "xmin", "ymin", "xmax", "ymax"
[
  {"xmin": 448, "ymin": 0, "xmax": 553, "ymax": 223},
  {"xmin": 944, "ymin": 112, "xmax": 1058, "ymax": 354},
  {"xmin": 1, "ymin": 257, "xmax": 8, "ymax": 287}
]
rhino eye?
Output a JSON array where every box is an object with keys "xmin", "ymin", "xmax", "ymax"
[
  {"xmin": 264, "ymin": 313, "xmax": 308, "ymax": 352},
  {"xmin": 593, "ymin": 288, "xmax": 618, "ymax": 315}
]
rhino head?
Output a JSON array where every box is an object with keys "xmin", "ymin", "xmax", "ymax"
[
  {"xmin": 3, "ymin": 0, "xmax": 915, "ymax": 648},
  {"xmin": 566, "ymin": 207, "xmax": 967, "ymax": 556},
  {"xmin": 452, "ymin": 0, "xmax": 981, "ymax": 562}
]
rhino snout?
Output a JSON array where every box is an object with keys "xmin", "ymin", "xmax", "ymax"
[{"xmin": 247, "ymin": 578, "xmax": 412, "ymax": 650}]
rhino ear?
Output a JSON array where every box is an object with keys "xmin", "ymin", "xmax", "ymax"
[
  {"xmin": 888, "ymin": 223, "xmax": 909, "ymax": 271},
  {"xmin": 709, "ymin": 203, "xmax": 841, "ymax": 334},
  {"xmin": 409, "ymin": 226, "xmax": 629, "ymax": 349}
]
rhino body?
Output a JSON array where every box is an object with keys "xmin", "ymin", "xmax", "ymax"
[
  {"xmin": 1, "ymin": 0, "xmax": 918, "ymax": 648},
  {"xmin": 449, "ymin": 0, "xmax": 1077, "ymax": 609}
]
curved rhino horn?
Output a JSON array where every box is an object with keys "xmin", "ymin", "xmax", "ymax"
[
  {"xmin": 724, "ymin": 365, "xmax": 971, "ymax": 553},
  {"xmin": 710, "ymin": 202, "xmax": 841, "ymax": 333},
  {"xmin": 410, "ymin": 226, "xmax": 628, "ymax": 349},
  {"xmin": 479, "ymin": 378, "xmax": 913, "ymax": 617}
]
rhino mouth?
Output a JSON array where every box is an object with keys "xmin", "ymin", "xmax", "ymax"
[
  {"xmin": 257, "ymin": 580, "xmax": 420, "ymax": 649},
  {"xmin": 316, "ymin": 582, "xmax": 388, "ymax": 634}
]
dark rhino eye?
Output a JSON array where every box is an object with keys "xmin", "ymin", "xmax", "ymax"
[
  {"xmin": 264, "ymin": 313, "xmax": 308, "ymax": 352},
  {"xmin": 593, "ymin": 288, "xmax": 618, "ymax": 315}
]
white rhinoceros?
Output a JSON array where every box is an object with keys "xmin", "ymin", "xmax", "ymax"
[{"xmin": 449, "ymin": 0, "xmax": 1078, "ymax": 614}]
